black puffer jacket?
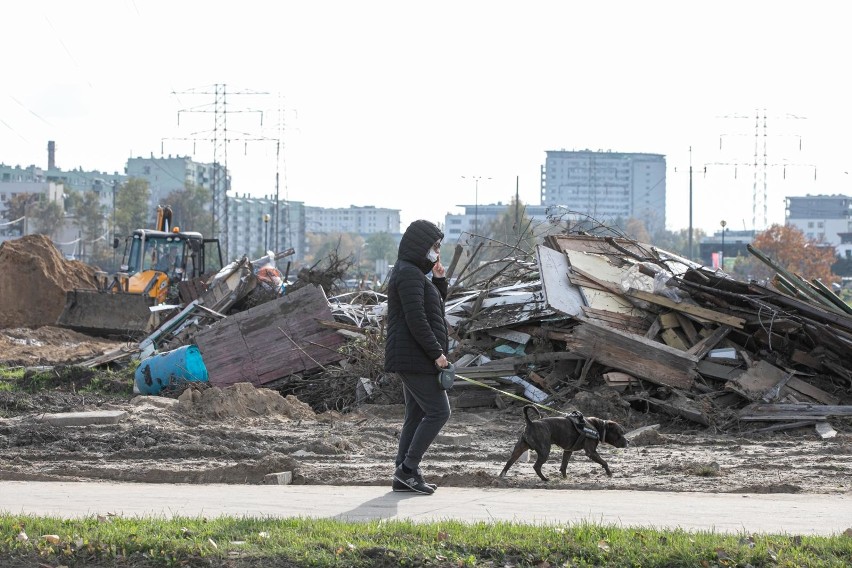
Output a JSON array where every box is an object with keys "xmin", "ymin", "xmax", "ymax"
[{"xmin": 384, "ymin": 220, "xmax": 448, "ymax": 374}]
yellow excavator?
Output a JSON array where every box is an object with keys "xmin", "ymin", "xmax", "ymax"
[{"xmin": 57, "ymin": 206, "xmax": 223, "ymax": 338}]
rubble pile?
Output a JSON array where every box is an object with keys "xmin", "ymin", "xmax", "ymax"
[
  {"xmin": 436, "ymin": 234, "xmax": 852, "ymax": 434},
  {"xmin": 0, "ymin": 235, "xmax": 98, "ymax": 328},
  {"xmin": 11, "ymin": 229, "xmax": 849, "ymax": 435}
]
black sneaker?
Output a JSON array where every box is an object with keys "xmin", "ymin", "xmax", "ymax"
[
  {"xmin": 392, "ymin": 476, "xmax": 438, "ymax": 492},
  {"xmin": 393, "ymin": 465, "xmax": 435, "ymax": 495}
]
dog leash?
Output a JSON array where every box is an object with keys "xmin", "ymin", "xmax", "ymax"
[{"xmin": 452, "ymin": 372, "xmax": 567, "ymax": 416}]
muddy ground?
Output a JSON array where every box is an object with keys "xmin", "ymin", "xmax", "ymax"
[{"xmin": 1, "ymin": 326, "xmax": 851, "ymax": 495}]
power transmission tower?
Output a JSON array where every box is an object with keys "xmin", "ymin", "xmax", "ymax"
[
  {"xmin": 712, "ymin": 109, "xmax": 813, "ymax": 231},
  {"xmin": 168, "ymin": 83, "xmax": 268, "ymax": 259}
]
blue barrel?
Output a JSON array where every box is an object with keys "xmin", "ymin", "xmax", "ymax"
[{"xmin": 134, "ymin": 345, "xmax": 208, "ymax": 395}]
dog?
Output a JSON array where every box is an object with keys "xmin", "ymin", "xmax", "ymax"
[{"xmin": 499, "ymin": 405, "xmax": 629, "ymax": 481}]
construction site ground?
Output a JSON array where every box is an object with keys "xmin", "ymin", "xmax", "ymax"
[{"xmin": 1, "ymin": 326, "xmax": 850, "ymax": 497}]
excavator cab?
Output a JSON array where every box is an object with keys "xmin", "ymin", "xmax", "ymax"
[{"xmin": 57, "ymin": 206, "xmax": 223, "ymax": 337}]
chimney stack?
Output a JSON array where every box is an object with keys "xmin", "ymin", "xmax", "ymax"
[{"xmin": 47, "ymin": 141, "xmax": 56, "ymax": 170}]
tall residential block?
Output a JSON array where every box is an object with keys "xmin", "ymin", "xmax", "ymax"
[{"xmin": 541, "ymin": 150, "xmax": 666, "ymax": 234}]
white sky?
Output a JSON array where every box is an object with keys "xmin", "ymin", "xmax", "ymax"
[{"xmin": 2, "ymin": 0, "xmax": 851, "ymax": 235}]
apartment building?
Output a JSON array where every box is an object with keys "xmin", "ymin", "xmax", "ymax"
[
  {"xmin": 541, "ymin": 150, "xmax": 666, "ymax": 234},
  {"xmin": 786, "ymin": 194, "xmax": 852, "ymax": 260},
  {"xmin": 227, "ymin": 193, "xmax": 306, "ymax": 262},
  {"xmin": 304, "ymin": 205, "xmax": 400, "ymax": 235}
]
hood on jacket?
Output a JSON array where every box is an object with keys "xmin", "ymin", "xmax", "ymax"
[{"xmin": 397, "ymin": 219, "xmax": 444, "ymax": 273}]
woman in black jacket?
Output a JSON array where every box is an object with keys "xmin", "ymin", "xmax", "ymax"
[{"xmin": 385, "ymin": 219, "xmax": 450, "ymax": 495}]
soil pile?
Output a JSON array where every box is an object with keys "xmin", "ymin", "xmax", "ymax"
[
  {"xmin": 0, "ymin": 326, "xmax": 123, "ymax": 366},
  {"xmin": 0, "ymin": 235, "xmax": 99, "ymax": 328},
  {"xmin": 177, "ymin": 382, "xmax": 318, "ymax": 420}
]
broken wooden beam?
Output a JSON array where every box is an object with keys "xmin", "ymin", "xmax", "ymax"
[
  {"xmin": 555, "ymin": 320, "xmax": 697, "ymax": 389},
  {"xmin": 624, "ymin": 288, "xmax": 746, "ymax": 329},
  {"xmin": 738, "ymin": 402, "xmax": 852, "ymax": 421}
]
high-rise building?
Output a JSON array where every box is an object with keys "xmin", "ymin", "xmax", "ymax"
[{"xmin": 541, "ymin": 150, "xmax": 666, "ymax": 234}]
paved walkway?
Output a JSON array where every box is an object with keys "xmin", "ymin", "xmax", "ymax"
[{"xmin": 1, "ymin": 481, "xmax": 848, "ymax": 536}]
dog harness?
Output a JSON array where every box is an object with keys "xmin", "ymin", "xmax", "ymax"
[{"xmin": 568, "ymin": 411, "xmax": 600, "ymax": 441}]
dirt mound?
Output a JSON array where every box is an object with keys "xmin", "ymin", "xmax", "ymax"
[
  {"xmin": 0, "ymin": 235, "xmax": 99, "ymax": 328},
  {"xmin": 177, "ymin": 382, "xmax": 317, "ymax": 420}
]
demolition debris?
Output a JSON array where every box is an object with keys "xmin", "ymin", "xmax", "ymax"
[{"xmin": 1, "ymin": 228, "xmax": 851, "ymax": 436}]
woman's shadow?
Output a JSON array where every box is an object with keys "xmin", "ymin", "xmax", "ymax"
[{"xmin": 334, "ymin": 489, "xmax": 424, "ymax": 521}]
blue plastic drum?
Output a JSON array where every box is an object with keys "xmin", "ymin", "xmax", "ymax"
[{"xmin": 134, "ymin": 344, "xmax": 209, "ymax": 395}]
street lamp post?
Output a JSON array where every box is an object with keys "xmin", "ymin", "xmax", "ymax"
[
  {"xmin": 263, "ymin": 213, "xmax": 270, "ymax": 252},
  {"xmin": 462, "ymin": 175, "xmax": 491, "ymax": 233},
  {"xmin": 112, "ymin": 180, "xmax": 118, "ymax": 267},
  {"xmin": 720, "ymin": 219, "xmax": 727, "ymax": 269}
]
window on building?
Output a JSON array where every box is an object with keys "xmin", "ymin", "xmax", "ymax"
[
  {"xmin": 817, "ymin": 221, "xmax": 824, "ymax": 228},
  {"xmin": 807, "ymin": 221, "xmax": 814, "ymax": 228}
]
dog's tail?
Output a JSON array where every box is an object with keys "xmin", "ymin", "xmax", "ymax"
[{"xmin": 523, "ymin": 405, "xmax": 542, "ymax": 425}]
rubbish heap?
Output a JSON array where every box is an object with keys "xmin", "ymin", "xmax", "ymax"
[{"xmin": 27, "ymin": 228, "xmax": 850, "ymax": 435}]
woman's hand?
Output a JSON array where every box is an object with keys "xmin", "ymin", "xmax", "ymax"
[
  {"xmin": 435, "ymin": 354, "xmax": 448, "ymax": 368},
  {"xmin": 432, "ymin": 260, "xmax": 446, "ymax": 278}
]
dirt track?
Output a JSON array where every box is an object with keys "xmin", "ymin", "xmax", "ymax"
[{"xmin": 1, "ymin": 326, "xmax": 850, "ymax": 495}]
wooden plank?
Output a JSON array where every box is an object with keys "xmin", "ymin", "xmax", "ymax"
[
  {"xmin": 556, "ymin": 320, "xmax": 696, "ymax": 389},
  {"xmin": 749, "ymin": 420, "xmax": 819, "ymax": 433},
  {"xmin": 740, "ymin": 414, "xmax": 828, "ymax": 422},
  {"xmin": 194, "ymin": 315, "xmax": 259, "ymax": 388},
  {"xmin": 659, "ymin": 312, "xmax": 680, "ymax": 329},
  {"xmin": 660, "ymin": 328, "xmax": 689, "ymax": 351},
  {"xmin": 625, "ymin": 288, "xmax": 746, "ymax": 329},
  {"xmin": 624, "ymin": 394, "xmax": 709, "ymax": 426},
  {"xmin": 785, "ymin": 376, "xmax": 841, "ymax": 406},
  {"xmin": 674, "ymin": 312, "xmax": 700, "ymax": 344},
  {"xmin": 196, "ymin": 284, "xmax": 345, "ymax": 388},
  {"xmin": 725, "ymin": 360, "xmax": 840, "ymax": 405},
  {"xmin": 582, "ymin": 306, "xmax": 650, "ymax": 334},
  {"xmin": 535, "ymin": 245, "xmax": 584, "ymax": 317},
  {"xmin": 696, "ymin": 359, "xmax": 743, "ymax": 381},
  {"xmin": 748, "ymin": 283, "xmax": 852, "ymax": 333},
  {"xmin": 644, "ymin": 316, "xmax": 662, "ymax": 340},
  {"xmin": 687, "ymin": 326, "xmax": 731, "ymax": 358},
  {"xmin": 740, "ymin": 403, "xmax": 852, "ymax": 417},
  {"xmin": 790, "ymin": 349, "xmax": 823, "ymax": 369}
]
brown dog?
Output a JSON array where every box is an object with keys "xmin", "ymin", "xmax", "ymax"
[{"xmin": 499, "ymin": 405, "xmax": 629, "ymax": 481}]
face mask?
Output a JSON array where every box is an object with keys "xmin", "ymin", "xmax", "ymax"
[{"xmin": 427, "ymin": 248, "xmax": 439, "ymax": 263}]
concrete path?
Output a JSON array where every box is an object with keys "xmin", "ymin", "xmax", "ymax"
[{"xmin": 1, "ymin": 481, "xmax": 848, "ymax": 536}]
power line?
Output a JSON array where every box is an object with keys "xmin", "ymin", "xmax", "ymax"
[{"xmin": 168, "ymin": 84, "xmax": 268, "ymax": 259}]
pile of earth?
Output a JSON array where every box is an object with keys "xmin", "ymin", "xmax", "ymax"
[
  {"xmin": 0, "ymin": 326, "xmax": 124, "ymax": 367},
  {"xmin": 0, "ymin": 235, "xmax": 99, "ymax": 329}
]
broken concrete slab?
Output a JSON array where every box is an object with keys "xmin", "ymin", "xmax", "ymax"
[{"xmin": 263, "ymin": 471, "xmax": 293, "ymax": 485}]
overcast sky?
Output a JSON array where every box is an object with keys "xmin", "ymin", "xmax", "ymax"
[{"xmin": 2, "ymin": 1, "xmax": 851, "ymax": 236}]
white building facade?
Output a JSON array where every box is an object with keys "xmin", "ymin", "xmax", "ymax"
[
  {"xmin": 228, "ymin": 193, "xmax": 306, "ymax": 262},
  {"xmin": 304, "ymin": 205, "xmax": 400, "ymax": 235},
  {"xmin": 126, "ymin": 155, "xmax": 226, "ymax": 215},
  {"xmin": 541, "ymin": 150, "xmax": 666, "ymax": 234},
  {"xmin": 786, "ymin": 194, "xmax": 852, "ymax": 260}
]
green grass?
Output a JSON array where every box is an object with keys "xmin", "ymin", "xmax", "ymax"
[
  {"xmin": 1, "ymin": 515, "xmax": 849, "ymax": 567},
  {"xmin": 0, "ymin": 364, "xmax": 134, "ymax": 396}
]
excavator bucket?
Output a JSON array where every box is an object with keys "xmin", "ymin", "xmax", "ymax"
[{"xmin": 57, "ymin": 289, "xmax": 159, "ymax": 338}]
